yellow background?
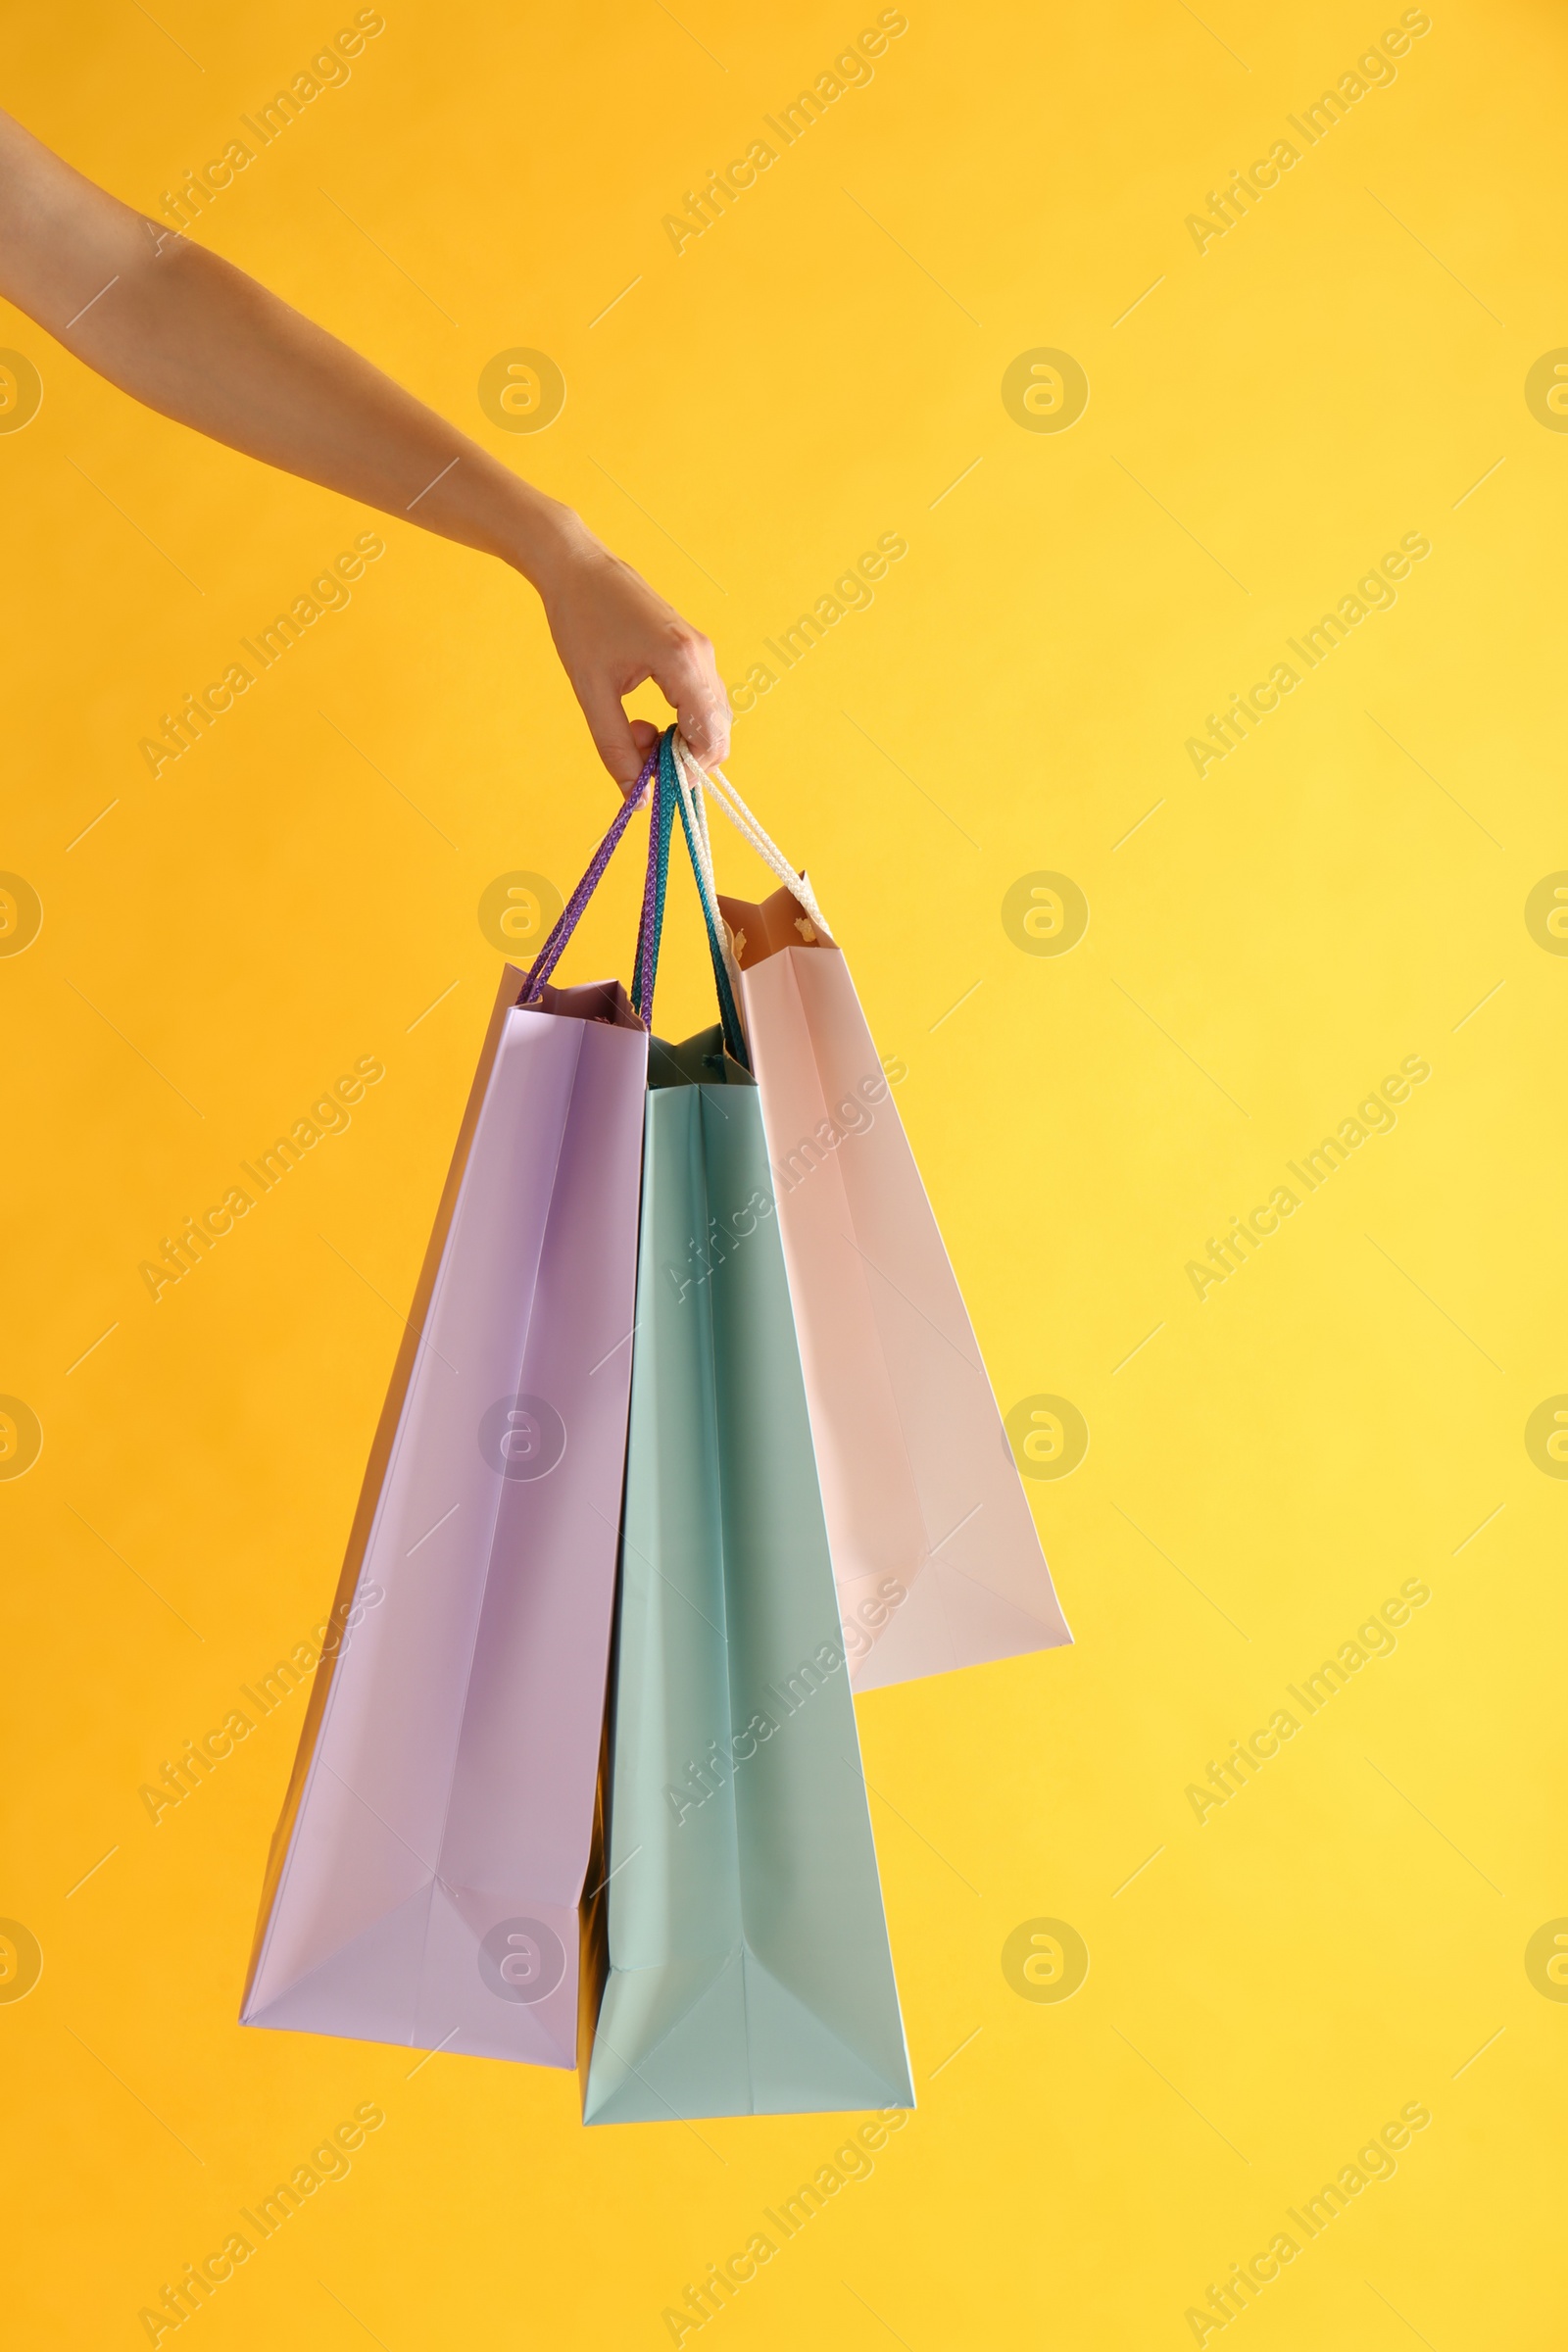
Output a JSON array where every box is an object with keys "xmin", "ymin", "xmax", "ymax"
[{"xmin": 4, "ymin": 1, "xmax": 1564, "ymax": 2343}]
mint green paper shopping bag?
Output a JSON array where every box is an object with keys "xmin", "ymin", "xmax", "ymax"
[{"xmin": 582, "ymin": 733, "xmax": 913, "ymax": 2125}]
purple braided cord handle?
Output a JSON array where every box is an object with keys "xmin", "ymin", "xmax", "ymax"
[
  {"xmin": 519, "ymin": 744, "xmax": 659, "ymax": 1004},
  {"xmin": 634, "ymin": 740, "xmax": 665, "ymax": 1020}
]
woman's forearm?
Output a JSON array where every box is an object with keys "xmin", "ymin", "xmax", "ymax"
[
  {"xmin": 0, "ymin": 107, "xmax": 730, "ymax": 781},
  {"xmin": 0, "ymin": 111, "xmax": 571, "ymax": 578}
]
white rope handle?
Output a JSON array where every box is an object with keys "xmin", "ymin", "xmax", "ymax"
[{"xmin": 672, "ymin": 733, "xmax": 830, "ymax": 938}]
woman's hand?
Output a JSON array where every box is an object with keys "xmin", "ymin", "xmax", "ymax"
[{"xmin": 531, "ymin": 518, "xmax": 731, "ymax": 792}]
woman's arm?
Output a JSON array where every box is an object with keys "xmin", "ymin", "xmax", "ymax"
[{"xmin": 0, "ymin": 107, "xmax": 729, "ymax": 786}]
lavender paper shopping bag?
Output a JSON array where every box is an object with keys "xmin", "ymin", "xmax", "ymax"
[{"xmin": 243, "ymin": 798, "xmax": 651, "ymax": 2067}]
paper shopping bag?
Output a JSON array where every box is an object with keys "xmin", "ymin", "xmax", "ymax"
[
  {"xmin": 681, "ymin": 752, "xmax": 1072, "ymax": 1691},
  {"xmin": 242, "ymin": 776, "xmax": 654, "ymax": 2066},
  {"xmin": 583, "ymin": 738, "xmax": 913, "ymax": 2123}
]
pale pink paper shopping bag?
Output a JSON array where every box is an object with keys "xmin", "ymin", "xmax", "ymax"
[
  {"xmin": 243, "ymin": 785, "xmax": 652, "ymax": 2066},
  {"xmin": 713, "ymin": 865, "xmax": 1071, "ymax": 1693}
]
